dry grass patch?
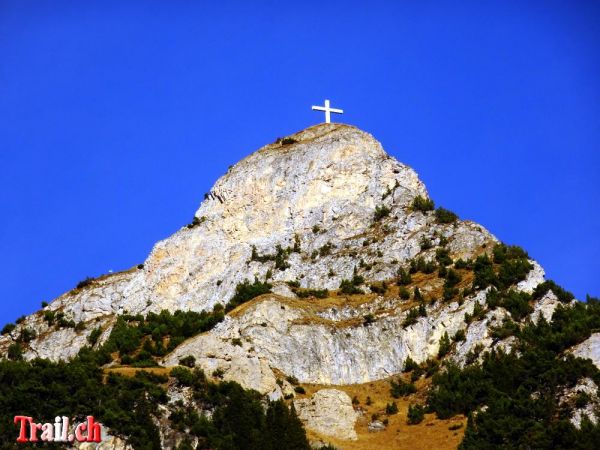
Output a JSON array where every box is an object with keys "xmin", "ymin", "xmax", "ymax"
[{"xmin": 295, "ymin": 377, "xmax": 466, "ymax": 450}]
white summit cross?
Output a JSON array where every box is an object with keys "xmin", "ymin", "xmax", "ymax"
[{"xmin": 311, "ymin": 99, "xmax": 343, "ymax": 123}]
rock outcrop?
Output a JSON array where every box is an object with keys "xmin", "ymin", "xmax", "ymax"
[
  {"xmin": 571, "ymin": 333, "xmax": 600, "ymax": 370},
  {"xmin": 1, "ymin": 123, "xmax": 502, "ymax": 363},
  {"xmin": 294, "ymin": 389, "xmax": 358, "ymax": 440}
]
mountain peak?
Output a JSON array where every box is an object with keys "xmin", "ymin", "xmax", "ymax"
[{"xmin": 197, "ymin": 123, "xmax": 426, "ymax": 240}]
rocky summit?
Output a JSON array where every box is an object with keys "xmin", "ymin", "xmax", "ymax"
[{"xmin": 2, "ymin": 123, "xmax": 599, "ymax": 449}]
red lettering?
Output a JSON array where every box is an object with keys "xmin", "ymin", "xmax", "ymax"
[
  {"xmin": 14, "ymin": 416, "xmax": 31, "ymax": 443},
  {"xmin": 75, "ymin": 422, "xmax": 86, "ymax": 442},
  {"xmin": 86, "ymin": 416, "xmax": 102, "ymax": 443},
  {"xmin": 29, "ymin": 422, "xmax": 42, "ymax": 442}
]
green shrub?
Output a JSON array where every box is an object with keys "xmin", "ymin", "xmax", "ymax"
[
  {"xmin": 472, "ymin": 254, "xmax": 496, "ymax": 289},
  {"xmin": 319, "ymin": 242, "xmax": 334, "ymax": 257},
  {"xmin": 411, "ymin": 196, "xmax": 435, "ymax": 212},
  {"xmin": 438, "ymin": 265, "xmax": 448, "ymax": 278},
  {"xmin": 43, "ymin": 310, "xmax": 56, "ymax": 325},
  {"xmin": 227, "ymin": 278, "xmax": 272, "ymax": 311},
  {"xmin": 296, "ymin": 288, "xmax": 328, "ymax": 299},
  {"xmin": 420, "ymin": 236, "xmax": 433, "ymax": 251},
  {"xmin": 453, "ymin": 329, "xmax": 466, "ymax": 342},
  {"xmin": 186, "ymin": 216, "xmax": 206, "ymax": 229},
  {"xmin": 424, "ymin": 358, "xmax": 441, "ymax": 377},
  {"xmin": 498, "ymin": 258, "xmax": 533, "ymax": 287},
  {"xmin": 386, "ymin": 402, "xmax": 399, "ymax": 415},
  {"xmin": 435, "ymin": 207, "xmax": 458, "ymax": 224},
  {"xmin": 454, "ymin": 258, "xmax": 472, "ymax": 270},
  {"xmin": 251, "ymin": 244, "xmax": 291, "ymax": 270},
  {"xmin": 397, "ymin": 267, "xmax": 412, "ymax": 285},
  {"xmin": 414, "ymin": 287, "xmax": 423, "ymax": 301},
  {"xmin": 374, "ymin": 205, "xmax": 391, "ymax": 221},
  {"xmin": 7, "ymin": 343, "xmax": 22, "ymax": 361},
  {"xmin": 488, "ymin": 289, "xmax": 532, "ymax": 321},
  {"xmin": 87, "ymin": 327, "xmax": 102, "ymax": 346},
  {"xmin": 171, "ymin": 367, "xmax": 195, "ymax": 387},
  {"xmin": 410, "ymin": 257, "xmax": 436, "ymax": 274},
  {"xmin": 390, "ymin": 378, "xmax": 417, "ymax": 398},
  {"xmin": 370, "ymin": 282, "xmax": 387, "ymax": 294},
  {"xmin": 436, "ymin": 248, "xmax": 453, "ymax": 266},
  {"xmin": 444, "ymin": 268, "xmax": 462, "ymax": 287},
  {"xmin": 490, "ymin": 318, "xmax": 520, "ymax": 340},
  {"xmin": 294, "ymin": 386, "xmax": 306, "ymax": 394},
  {"xmin": 18, "ymin": 328, "xmax": 36, "ymax": 343},
  {"xmin": 533, "ymin": 280, "xmax": 575, "ymax": 303},
  {"xmin": 465, "ymin": 302, "xmax": 486, "ymax": 324},
  {"xmin": 286, "ymin": 375, "xmax": 299, "ymax": 385},
  {"xmin": 57, "ymin": 315, "xmax": 76, "ymax": 328},
  {"xmin": 339, "ymin": 275, "xmax": 365, "ymax": 295},
  {"xmin": 407, "ymin": 404, "xmax": 425, "ymax": 424},
  {"xmin": 1, "ymin": 323, "xmax": 15, "ymax": 335},
  {"xmin": 403, "ymin": 356, "xmax": 419, "ymax": 372},
  {"xmin": 575, "ymin": 392, "xmax": 591, "ymax": 408},
  {"xmin": 363, "ymin": 314, "xmax": 376, "ymax": 326},
  {"xmin": 76, "ymin": 276, "xmax": 95, "ymax": 290},
  {"xmin": 438, "ymin": 332, "xmax": 451, "ymax": 358},
  {"xmin": 492, "ymin": 243, "xmax": 529, "ymax": 263},
  {"xmin": 472, "ymin": 244, "xmax": 532, "ymax": 291},
  {"xmin": 179, "ymin": 355, "xmax": 196, "ymax": 368},
  {"xmin": 443, "ymin": 286, "xmax": 459, "ymax": 301},
  {"xmin": 403, "ymin": 306, "xmax": 426, "ymax": 327}
]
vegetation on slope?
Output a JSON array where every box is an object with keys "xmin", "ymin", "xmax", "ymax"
[
  {"xmin": 0, "ymin": 309, "xmax": 310, "ymax": 450},
  {"xmin": 427, "ymin": 297, "xmax": 600, "ymax": 449}
]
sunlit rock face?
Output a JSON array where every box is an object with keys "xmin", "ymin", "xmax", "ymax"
[
  {"xmin": 140, "ymin": 123, "xmax": 430, "ymax": 314},
  {"xmin": 294, "ymin": 389, "xmax": 359, "ymax": 440},
  {"xmin": 2, "ymin": 123, "xmax": 543, "ymax": 381},
  {"xmin": 571, "ymin": 333, "xmax": 600, "ymax": 370}
]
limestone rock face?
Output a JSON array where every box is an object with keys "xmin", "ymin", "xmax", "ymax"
[
  {"xmin": 162, "ymin": 290, "xmax": 518, "ymax": 389},
  {"xmin": 571, "ymin": 333, "xmax": 600, "ymax": 370},
  {"xmin": 141, "ymin": 123, "xmax": 428, "ymax": 313},
  {"xmin": 294, "ymin": 389, "xmax": 358, "ymax": 440},
  {"xmin": 530, "ymin": 291, "xmax": 561, "ymax": 324},
  {"xmin": 558, "ymin": 378, "xmax": 600, "ymax": 429},
  {"xmin": 1, "ymin": 123, "xmax": 504, "ymax": 362},
  {"xmin": 161, "ymin": 328, "xmax": 282, "ymax": 398},
  {"xmin": 516, "ymin": 261, "xmax": 545, "ymax": 294},
  {"xmin": 0, "ymin": 124, "xmax": 548, "ymax": 381}
]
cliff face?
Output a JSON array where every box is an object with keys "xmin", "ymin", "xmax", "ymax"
[
  {"xmin": 4, "ymin": 123, "xmax": 592, "ymax": 446},
  {"xmin": 1, "ymin": 123, "xmax": 499, "ymax": 361}
]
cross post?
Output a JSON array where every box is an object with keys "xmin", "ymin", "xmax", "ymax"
[{"xmin": 311, "ymin": 99, "xmax": 343, "ymax": 123}]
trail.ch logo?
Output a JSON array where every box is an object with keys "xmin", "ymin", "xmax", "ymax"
[{"xmin": 14, "ymin": 416, "xmax": 102, "ymax": 443}]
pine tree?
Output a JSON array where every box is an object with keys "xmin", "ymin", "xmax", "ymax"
[{"xmin": 438, "ymin": 332, "xmax": 451, "ymax": 358}]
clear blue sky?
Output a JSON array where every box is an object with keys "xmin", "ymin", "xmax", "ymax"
[{"xmin": 1, "ymin": 1, "xmax": 598, "ymax": 326}]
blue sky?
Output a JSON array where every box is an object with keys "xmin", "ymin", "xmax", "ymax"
[{"xmin": 1, "ymin": 1, "xmax": 598, "ymax": 325}]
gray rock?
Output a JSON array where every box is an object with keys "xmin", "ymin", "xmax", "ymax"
[
  {"xmin": 294, "ymin": 389, "xmax": 358, "ymax": 440},
  {"xmin": 368, "ymin": 420, "xmax": 386, "ymax": 432}
]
